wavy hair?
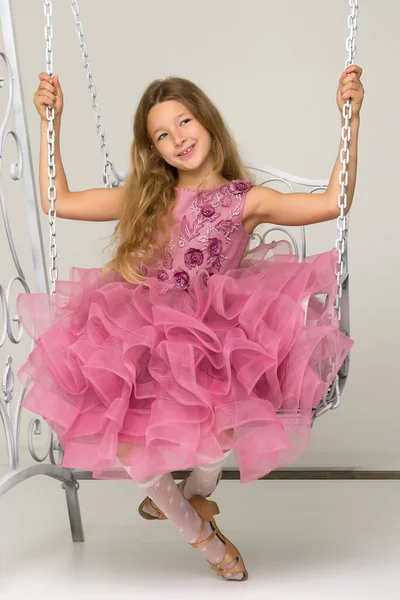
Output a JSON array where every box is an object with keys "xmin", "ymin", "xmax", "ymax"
[{"xmin": 102, "ymin": 76, "xmax": 252, "ymax": 284}]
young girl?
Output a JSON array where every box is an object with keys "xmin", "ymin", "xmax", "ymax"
[{"xmin": 17, "ymin": 67, "xmax": 364, "ymax": 581}]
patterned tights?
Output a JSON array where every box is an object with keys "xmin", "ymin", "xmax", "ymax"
[{"xmin": 136, "ymin": 450, "xmax": 244, "ymax": 580}]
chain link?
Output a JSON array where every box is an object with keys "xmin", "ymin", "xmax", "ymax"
[
  {"xmin": 335, "ymin": 0, "xmax": 358, "ymax": 322},
  {"xmin": 70, "ymin": 0, "xmax": 119, "ymax": 188},
  {"xmin": 44, "ymin": 0, "xmax": 58, "ymax": 295}
]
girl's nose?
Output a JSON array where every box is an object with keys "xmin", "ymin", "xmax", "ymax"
[{"xmin": 175, "ymin": 136, "xmax": 187, "ymax": 147}]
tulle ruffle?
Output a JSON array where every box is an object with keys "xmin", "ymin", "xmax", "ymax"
[{"xmin": 16, "ymin": 242, "xmax": 353, "ymax": 483}]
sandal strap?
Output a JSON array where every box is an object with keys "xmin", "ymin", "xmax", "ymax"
[
  {"xmin": 190, "ymin": 518, "xmax": 218, "ymax": 548},
  {"xmin": 147, "ymin": 498, "xmax": 166, "ymax": 519},
  {"xmin": 210, "ymin": 562, "xmax": 241, "ymax": 578},
  {"xmin": 209, "ymin": 543, "xmax": 244, "ymax": 578}
]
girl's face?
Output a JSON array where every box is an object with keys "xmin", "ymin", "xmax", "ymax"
[{"xmin": 147, "ymin": 100, "xmax": 213, "ymax": 173}]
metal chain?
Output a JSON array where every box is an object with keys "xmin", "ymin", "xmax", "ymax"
[
  {"xmin": 44, "ymin": 0, "xmax": 58, "ymax": 296},
  {"xmin": 70, "ymin": 0, "xmax": 118, "ymax": 188},
  {"xmin": 334, "ymin": 0, "xmax": 358, "ymax": 322},
  {"xmin": 313, "ymin": 0, "xmax": 359, "ymax": 420}
]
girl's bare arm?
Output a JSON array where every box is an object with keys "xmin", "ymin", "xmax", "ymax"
[
  {"xmin": 36, "ymin": 73, "xmax": 125, "ymax": 221},
  {"xmin": 39, "ymin": 116, "xmax": 125, "ymax": 221}
]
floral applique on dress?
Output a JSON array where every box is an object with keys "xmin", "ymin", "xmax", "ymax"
[{"xmin": 155, "ymin": 179, "xmax": 253, "ymax": 293}]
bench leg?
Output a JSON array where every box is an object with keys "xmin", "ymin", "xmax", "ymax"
[{"xmin": 62, "ymin": 480, "xmax": 84, "ymax": 542}]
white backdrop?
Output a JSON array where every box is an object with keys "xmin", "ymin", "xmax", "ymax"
[{"xmin": 0, "ymin": 0, "xmax": 398, "ymax": 469}]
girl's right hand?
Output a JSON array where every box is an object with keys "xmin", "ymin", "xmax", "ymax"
[{"xmin": 34, "ymin": 72, "xmax": 64, "ymax": 120}]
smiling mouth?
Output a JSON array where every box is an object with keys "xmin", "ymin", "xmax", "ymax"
[{"xmin": 178, "ymin": 143, "xmax": 197, "ymax": 157}]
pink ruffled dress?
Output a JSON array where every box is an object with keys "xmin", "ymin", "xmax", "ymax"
[{"xmin": 16, "ymin": 179, "xmax": 353, "ymax": 483}]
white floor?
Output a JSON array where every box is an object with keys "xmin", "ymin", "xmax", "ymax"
[{"xmin": 0, "ymin": 467, "xmax": 399, "ymax": 599}]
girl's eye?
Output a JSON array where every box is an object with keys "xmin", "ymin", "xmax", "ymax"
[{"xmin": 157, "ymin": 119, "xmax": 191, "ymax": 141}]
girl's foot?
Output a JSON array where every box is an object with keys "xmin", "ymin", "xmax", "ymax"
[
  {"xmin": 188, "ymin": 495, "xmax": 248, "ymax": 581},
  {"xmin": 137, "ymin": 473, "xmax": 247, "ymax": 581}
]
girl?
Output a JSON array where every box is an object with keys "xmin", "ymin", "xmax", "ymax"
[{"xmin": 17, "ymin": 67, "xmax": 364, "ymax": 581}]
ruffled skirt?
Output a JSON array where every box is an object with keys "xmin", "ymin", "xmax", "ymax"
[{"xmin": 16, "ymin": 243, "xmax": 353, "ymax": 483}]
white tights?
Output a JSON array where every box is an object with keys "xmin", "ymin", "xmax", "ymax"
[
  {"xmin": 136, "ymin": 450, "xmax": 244, "ymax": 580},
  {"xmin": 183, "ymin": 452, "xmax": 229, "ymax": 500}
]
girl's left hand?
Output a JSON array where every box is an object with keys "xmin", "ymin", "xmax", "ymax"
[{"xmin": 336, "ymin": 64, "xmax": 364, "ymax": 117}]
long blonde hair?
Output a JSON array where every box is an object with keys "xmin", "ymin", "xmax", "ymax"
[{"xmin": 102, "ymin": 76, "xmax": 252, "ymax": 284}]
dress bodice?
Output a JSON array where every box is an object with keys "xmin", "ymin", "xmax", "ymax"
[{"xmin": 147, "ymin": 179, "xmax": 254, "ymax": 291}]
